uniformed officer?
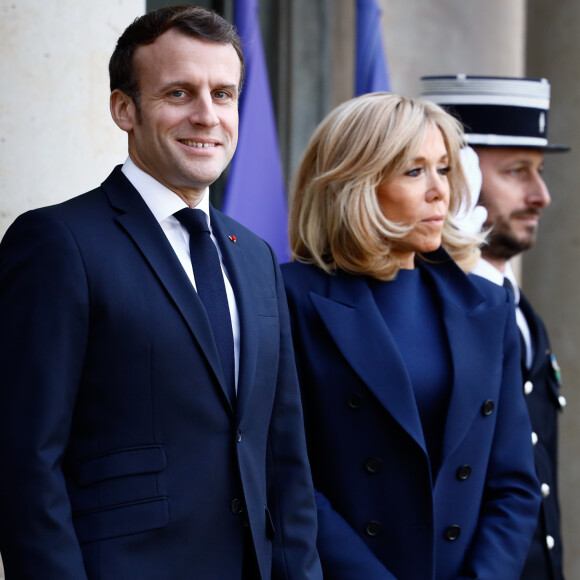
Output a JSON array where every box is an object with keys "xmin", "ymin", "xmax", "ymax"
[{"xmin": 421, "ymin": 75, "xmax": 568, "ymax": 580}]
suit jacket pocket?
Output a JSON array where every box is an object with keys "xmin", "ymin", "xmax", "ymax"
[
  {"xmin": 78, "ymin": 445, "xmax": 167, "ymax": 487},
  {"xmin": 74, "ymin": 497, "xmax": 169, "ymax": 544}
]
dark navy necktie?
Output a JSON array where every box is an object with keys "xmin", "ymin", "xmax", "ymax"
[
  {"xmin": 503, "ymin": 277, "xmax": 527, "ymax": 368},
  {"xmin": 174, "ymin": 208, "xmax": 235, "ymax": 403},
  {"xmin": 502, "ymin": 277, "xmax": 516, "ymax": 302}
]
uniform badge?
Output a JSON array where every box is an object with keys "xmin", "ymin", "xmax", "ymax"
[{"xmin": 550, "ymin": 353, "xmax": 561, "ymax": 384}]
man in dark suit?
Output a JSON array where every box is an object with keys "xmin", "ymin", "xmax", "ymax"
[
  {"xmin": 0, "ymin": 6, "xmax": 321, "ymax": 579},
  {"xmin": 421, "ymin": 75, "xmax": 568, "ymax": 580}
]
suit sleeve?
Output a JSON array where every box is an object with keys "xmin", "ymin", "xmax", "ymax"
[
  {"xmin": 0, "ymin": 211, "xmax": 89, "ymax": 579},
  {"xmin": 460, "ymin": 297, "xmax": 541, "ymax": 579},
  {"xmin": 266, "ymin": 251, "xmax": 323, "ymax": 580}
]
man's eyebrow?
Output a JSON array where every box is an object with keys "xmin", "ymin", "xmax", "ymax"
[{"xmin": 159, "ymin": 80, "xmax": 239, "ymax": 95}]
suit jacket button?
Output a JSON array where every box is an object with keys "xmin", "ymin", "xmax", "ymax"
[
  {"xmin": 236, "ymin": 429, "xmax": 243, "ymax": 443},
  {"xmin": 347, "ymin": 392, "xmax": 364, "ymax": 409},
  {"xmin": 365, "ymin": 457, "xmax": 382, "ymax": 474},
  {"xmin": 524, "ymin": 380, "xmax": 534, "ymax": 395},
  {"xmin": 456, "ymin": 465, "xmax": 472, "ymax": 480},
  {"xmin": 546, "ymin": 535, "xmax": 555, "ymax": 550},
  {"xmin": 231, "ymin": 498, "xmax": 245, "ymax": 515},
  {"xmin": 531, "ymin": 431, "xmax": 538, "ymax": 446},
  {"xmin": 444, "ymin": 525, "xmax": 461, "ymax": 541},
  {"xmin": 481, "ymin": 400, "xmax": 495, "ymax": 416},
  {"xmin": 365, "ymin": 521, "xmax": 382, "ymax": 537}
]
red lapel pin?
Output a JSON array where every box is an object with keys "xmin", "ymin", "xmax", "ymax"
[{"xmin": 228, "ymin": 235, "xmax": 237, "ymax": 243}]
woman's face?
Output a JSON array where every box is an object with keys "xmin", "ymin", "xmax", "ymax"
[{"xmin": 376, "ymin": 123, "xmax": 451, "ymax": 269}]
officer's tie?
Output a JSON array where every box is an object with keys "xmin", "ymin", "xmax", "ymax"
[{"xmin": 503, "ymin": 277, "xmax": 527, "ymax": 369}]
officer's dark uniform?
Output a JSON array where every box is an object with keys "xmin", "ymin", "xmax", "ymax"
[{"xmin": 519, "ymin": 293, "xmax": 565, "ymax": 580}]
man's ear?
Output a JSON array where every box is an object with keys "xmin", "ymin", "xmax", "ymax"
[{"xmin": 110, "ymin": 89, "xmax": 137, "ymax": 132}]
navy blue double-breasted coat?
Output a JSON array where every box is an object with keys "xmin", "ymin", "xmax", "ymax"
[{"xmin": 282, "ymin": 250, "xmax": 540, "ymax": 580}]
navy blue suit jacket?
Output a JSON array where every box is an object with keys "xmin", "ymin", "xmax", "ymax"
[
  {"xmin": 0, "ymin": 167, "xmax": 322, "ymax": 580},
  {"xmin": 282, "ymin": 250, "xmax": 541, "ymax": 580}
]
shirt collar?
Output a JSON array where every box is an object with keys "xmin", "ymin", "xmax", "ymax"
[
  {"xmin": 121, "ymin": 157, "xmax": 211, "ymax": 224},
  {"xmin": 472, "ymin": 258, "xmax": 521, "ymax": 304}
]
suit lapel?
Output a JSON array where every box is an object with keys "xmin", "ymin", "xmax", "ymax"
[
  {"xmin": 101, "ymin": 168, "xmax": 233, "ymax": 412},
  {"xmin": 310, "ymin": 273, "xmax": 426, "ymax": 451},
  {"xmin": 209, "ymin": 209, "xmax": 259, "ymax": 421}
]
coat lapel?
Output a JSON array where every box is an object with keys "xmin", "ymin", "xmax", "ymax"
[
  {"xmin": 421, "ymin": 254, "xmax": 508, "ymax": 460},
  {"xmin": 310, "ymin": 273, "xmax": 426, "ymax": 451},
  {"xmin": 101, "ymin": 168, "xmax": 233, "ymax": 412}
]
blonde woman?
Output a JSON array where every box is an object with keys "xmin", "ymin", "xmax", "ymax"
[{"xmin": 282, "ymin": 93, "xmax": 540, "ymax": 580}]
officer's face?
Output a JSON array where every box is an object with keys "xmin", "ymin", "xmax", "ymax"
[{"xmin": 476, "ymin": 147, "xmax": 550, "ymax": 262}]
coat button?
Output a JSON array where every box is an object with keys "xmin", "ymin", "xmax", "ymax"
[
  {"xmin": 481, "ymin": 400, "xmax": 495, "ymax": 416},
  {"xmin": 444, "ymin": 525, "xmax": 461, "ymax": 541},
  {"xmin": 456, "ymin": 465, "xmax": 472, "ymax": 481},
  {"xmin": 236, "ymin": 430, "xmax": 243, "ymax": 443},
  {"xmin": 231, "ymin": 498, "xmax": 245, "ymax": 515},
  {"xmin": 348, "ymin": 393, "xmax": 364, "ymax": 409},
  {"xmin": 559, "ymin": 395, "xmax": 567, "ymax": 408},
  {"xmin": 524, "ymin": 381, "xmax": 534, "ymax": 395},
  {"xmin": 365, "ymin": 521, "xmax": 382, "ymax": 537},
  {"xmin": 546, "ymin": 535, "xmax": 555, "ymax": 550},
  {"xmin": 541, "ymin": 483, "xmax": 551, "ymax": 498},
  {"xmin": 531, "ymin": 432, "xmax": 538, "ymax": 446},
  {"xmin": 365, "ymin": 457, "xmax": 382, "ymax": 474}
]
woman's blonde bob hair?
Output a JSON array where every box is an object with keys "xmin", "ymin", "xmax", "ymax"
[{"xmin": 289, "ymin": 92, "xmax": 483, "ymax": 280}]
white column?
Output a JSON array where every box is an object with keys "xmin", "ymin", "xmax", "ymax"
[{"xmin": 0, "ymin": 0, "xmax": 145, "ymax": 236}]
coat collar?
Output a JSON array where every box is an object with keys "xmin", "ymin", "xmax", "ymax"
[
  {"xmin": 309, "ymin": 248, "xmax": 506, "ymax": 460},
  {"xmin": 101, "ymin": 167, "xmax": 257, "ymax": 417}
]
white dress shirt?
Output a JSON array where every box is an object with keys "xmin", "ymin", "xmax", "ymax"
[
  {"xmin": 472, "ymin": 258, "xmax": 533, "ymax": 369},
  {"xmin": 121, "ymin": 157, "xmax": 241, "ymax": 389}
]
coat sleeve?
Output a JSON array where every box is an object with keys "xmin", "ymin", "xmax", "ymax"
[
  {"xmin": 460, "ymin": 298, "xmax": 541, "ymax": 579},
  {"xmin": 0, "ymin": 210, "xmax": 90, "ymax": 579},
  {"xmin": 266, "ymin": 251, "xmax": 323, "ymax": 580}
]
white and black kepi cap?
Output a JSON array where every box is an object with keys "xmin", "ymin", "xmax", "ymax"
[{"xmin": 420, "ymin": 75, "xmax": 569, "ymax": 152}]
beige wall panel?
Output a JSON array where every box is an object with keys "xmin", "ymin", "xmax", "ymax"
[
  {"xmin": 380, "ymin": 0, "xmax": 526, "ymax": 97},
  {"xmin": 526, "ymin": 1, "xmax": 580, "ymax": 577}
]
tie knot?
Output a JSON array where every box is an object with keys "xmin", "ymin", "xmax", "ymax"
[{"xmin": 174, "ymin": 208, "xmax": 210, "ymax": 235}]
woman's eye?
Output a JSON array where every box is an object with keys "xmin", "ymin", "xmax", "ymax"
[
  {"xmin": 438, "ymin": 166, "xmax": 452, "ymax": 176},
  {"xmin": 406, "ymin": 168, "xmax": 421, "ymax": 177}
]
